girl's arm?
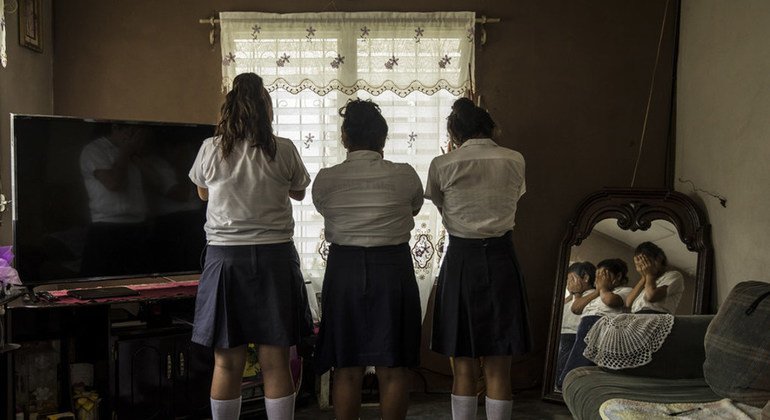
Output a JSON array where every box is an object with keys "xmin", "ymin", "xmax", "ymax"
[
  {"xmin": 599, "ymin": 287, "xmax": 624, "ymax": 308},
  {"xmin": 571, "ymin": 290, "xmax": 600, "ymax": 314},
  {"xmin": 625, "ymin": 278, "xmax": 645, "ymax": 308},
  {"xmin": 196, "ymin": 186, "xmax": 208, "ymax": 201}
]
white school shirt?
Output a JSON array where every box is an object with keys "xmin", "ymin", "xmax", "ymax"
[
  {"xmin": 561, "ymin": 289, "xmax": 597, "ymax": 334},
  {"xmin": 631, "ymin": 271, "xmax": 685, "ymax": 314},
  {"xmin": 189, "ymin": 136, "xmax": 310, "ymax": 245},
  {"xmin": 312, "ymin": 150, "xmax": 424, "ymax": 247},
  {"xmin": 425, "ymin": 138, "xmax": 525, "ymax": 239},
  {"xmin": 80, "ymin": 137, "xmax": 147, "ymax": 223},
  {"xmin": 582, "ymin": 287, "xmax": 633, "ymax": 317}
]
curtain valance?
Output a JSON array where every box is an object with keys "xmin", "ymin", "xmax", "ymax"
[{"xmin": 219, "ymin": 11, "xmax": 475, "ymax": 97}]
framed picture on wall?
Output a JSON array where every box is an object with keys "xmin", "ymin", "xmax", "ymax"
[{"xmin": 19, "ymin": 0, "xmax": 42, "ymax": 52}]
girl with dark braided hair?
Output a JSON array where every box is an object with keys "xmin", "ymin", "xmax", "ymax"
[
  {"xmin": 312, "ymin": 99, "xmax": 424, "ymax": 420},
  {"xmin": 189, "ymin": 73, "xmax": 313, "ymax": 420},
  {"xmin": 426, "ymin": 97, "xmax": 531, "ymax": 420}
]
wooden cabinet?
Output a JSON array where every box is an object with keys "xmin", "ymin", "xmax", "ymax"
[
  {"xmin": 4, "ymin": 281, "xmax": 211, "ymax": 420},
  {"xmin": 111, "ymin": 329, "xmax": 212, "ymax": 420}
]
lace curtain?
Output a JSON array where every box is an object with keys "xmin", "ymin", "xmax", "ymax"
[
  {"xmin": 1, "ymin": 0, "xmax": 7, "ymax": 68},
  {"xmin": 219, "ymin": 11, "xmax": 475, "ymax": 317},
  {"xmin": 219, "ymin": 11, "xmax": 475, "ymax": 96}
]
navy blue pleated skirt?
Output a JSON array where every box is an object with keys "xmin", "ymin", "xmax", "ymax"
[
  {"xmin": 430, "ymin": 232, "xmax": 532, "ymax": 358},
  {"xmin": 191, "ymin": 242, "xmax": 313, "ymax": 349},
  {"xmin": 314, "ymin": 243, "xmax": 422, "ymax": 374}
]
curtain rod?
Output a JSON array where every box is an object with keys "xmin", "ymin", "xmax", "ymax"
[
  {"xmin": 198, "ymin": 16, "xmax": 500, "ymax": 25},
  {"xmin": 198, "ymin": 15, "xmax": 500, "ymax": 46}
]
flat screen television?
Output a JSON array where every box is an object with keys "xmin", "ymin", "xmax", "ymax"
[{"xmin": 11, "ymin": 114, "xmax": 214, "ymax": 287}]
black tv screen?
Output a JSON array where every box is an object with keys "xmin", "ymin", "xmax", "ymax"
[{"xmin": 11, "ymin": 114, "xmax": 214, "ymax": 286}]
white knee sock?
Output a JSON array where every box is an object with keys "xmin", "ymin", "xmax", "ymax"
[
  {"xmin": 485, "ymin": 396, "xmax": 513, "ymax": 420},
  {"xmin": 265, "ymin": 393, "xmax": 296, "ymax": 420},
  {"xmin": 210, "ymin": 396, "xmax": 242, "ymax": 420},
  {"xmin": 451, "ymin": 394, "xmax": 478, "ymax": 420}
]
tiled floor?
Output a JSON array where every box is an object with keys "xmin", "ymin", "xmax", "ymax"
[{"xmin": 293, "ymin": 389, "xmax": 573, "ymax": 420}]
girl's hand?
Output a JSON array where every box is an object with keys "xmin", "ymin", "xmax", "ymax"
[
  {"xmin": 566, "ymin": 273, "xmax": 582, "ymax": 294},
  {"xmin": 595, "ymin": 268, "xmax": 610, "ymax": 290},
  {"xmin": 634, "ymin": 254, "xmax": 654, "ymax": 277}
]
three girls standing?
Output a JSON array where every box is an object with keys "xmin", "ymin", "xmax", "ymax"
[{"xmin": 191, "ymin": 72, "xmax": 530, "ymax": 420}]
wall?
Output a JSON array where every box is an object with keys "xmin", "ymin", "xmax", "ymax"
[
  {"xmin": 676, "ymin": 0, "xmax": 770, "ymax": 306},
  {"xmin": 50, "ymin": 0, "xmax": 678, "ymax": 387},
  {"xmin": 0, "ymin": 0, "xmax": 54, "ymax": 244}
]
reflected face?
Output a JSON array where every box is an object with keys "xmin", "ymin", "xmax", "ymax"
[
  {"xmin": 596, "ymin": 267, "xmax": 621, "ymax": 289},
  {"xmin": 567, "ymin": 272, "xmax": 590, "ymax": 292},
  {"xmin": 634, "ymin": 253, "xmax": 665, "ymax": 276}
]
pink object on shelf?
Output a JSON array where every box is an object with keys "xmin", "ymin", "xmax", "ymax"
[{"xmin": 42, "ymin": 280, "xmax": 199, "ymax": 306}]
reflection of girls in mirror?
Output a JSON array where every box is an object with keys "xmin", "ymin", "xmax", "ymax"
[
  {"xmin": 188, "ymin": 73, "xmax": 312, "ymax": 420},
  {"xmin": 312, "ymin": 99, "xmax": 424, "ymax": 420},
  {"xmin": 557, "ymin": 262, "xmax": 596, "ymax": 382},
  {"xmin": 626, "ymin": 241, "xmax": 685, "ymax": 314},
  {"xmin": 556, "ymin": 259, "xmax": 632, "ymax": 388},
  {"xmin": 426, "ymin": 98, "xmax": 531, "ymax": 420}
]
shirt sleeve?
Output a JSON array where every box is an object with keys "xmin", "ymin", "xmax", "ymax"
[
  {"xmin": 615, "ymin": 287, "xmax": 633, "ymax": 301},
  {"xmin": 188, "ymin": 140, "xmax": 210, "ymax": 188},
  {"xmin": 407, "ymin": 165, "xmax": 424, "ymax": 214},
  {"xmin": 79, "ymin": 141, "xmax": 113, "ymax": 178},
  {"xmin": 311, "ymin": 169, "xmax": 327, "ymax": 216},
  {"xmin": 660, "ymin": 271, "xmax": 685, "ymax": 294},
  {"xmin": 424, "ymin": 159, "xmax": 444, "ymax": 208},
  {"xmin": 288, "ymin": 141, "xmax": 311, "ymax": 191}
]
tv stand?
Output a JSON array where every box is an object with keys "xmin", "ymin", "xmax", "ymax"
[
  {"xmin": 3, "ymin": 278, "xmax": 211, "ymax": 419},
  {"xmin": 0, "ymin": 286, "xmax": 25, "ymax": 354}
]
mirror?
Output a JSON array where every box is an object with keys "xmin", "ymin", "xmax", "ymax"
[{"xmin": 542, "ymin": 189, "xmax": 713, "ymax": 402}]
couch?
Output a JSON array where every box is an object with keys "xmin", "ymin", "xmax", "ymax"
[{"xmin": 562, "ymin": 281, "xmax": 770, "ymax": 420}]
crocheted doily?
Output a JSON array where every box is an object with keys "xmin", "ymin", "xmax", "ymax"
[{"xmin": 583, "ymin": 313, "xmax": 675, "ymax": 370}]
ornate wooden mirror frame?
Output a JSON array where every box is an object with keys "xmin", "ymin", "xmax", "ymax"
[{"xmin": 541, "ymin": 188, "xmax": 713, "ymax": 402}]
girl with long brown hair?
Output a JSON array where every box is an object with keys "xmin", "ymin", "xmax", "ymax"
[{"xmin": 189, "ymin": 72, "xmax": 312, "ymax": 420}]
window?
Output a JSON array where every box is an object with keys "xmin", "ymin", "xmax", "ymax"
[{"xmin": 220, "ymin": 12, "xmax": 475, "ymax": 314}]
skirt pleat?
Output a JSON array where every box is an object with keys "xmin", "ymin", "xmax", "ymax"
[
  {"xmin": 430, "ymin": 232, "xmax": 532, "ymax": 358},
  {"xmin": 191, "ymin": 242, "xmax": 313, "ymax": 349},
  {"xmin": 314, "ymin": 243, "xmax": 421, "ymax": 374}
]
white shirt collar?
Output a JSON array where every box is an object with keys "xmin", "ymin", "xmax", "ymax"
[
  {"xmin": 460, "ymin": 138, "xmax": 497, "ymax": 148},
  {"xmin": 346, "ymin": 150, "xmax": 383, "ymax": 161}
]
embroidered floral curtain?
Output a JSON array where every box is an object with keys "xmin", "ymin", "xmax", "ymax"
[
  {"xmin": 219, "ymin": 11, "xmax": 475, "ymax": 317},
  {"xmin": 219, "ymin": 11, "xmax": 475, "ymax": 96},
  {"xmin": 1, "ymin": 0, "xmax": 7, "ymax": 68}
]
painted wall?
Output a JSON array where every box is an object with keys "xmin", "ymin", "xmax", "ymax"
[
  {"xmin": 676, "ymin": 0, "xmax": 770, "ymax": 306},
  {"xmin": 0, "ymin": 0, "xmax": 54, "ymax": 244},
  {"xmin": 44, "ymin": 0, "xmax": 678, "ymax": 386}
]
